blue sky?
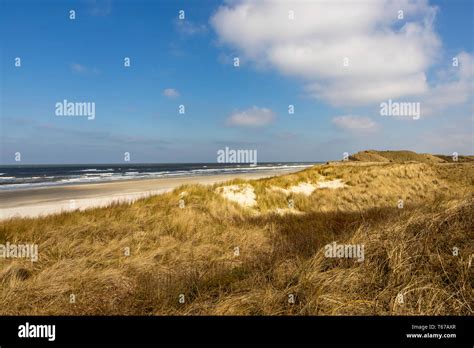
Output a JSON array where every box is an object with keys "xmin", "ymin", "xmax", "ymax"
[{"xmin": 1, "ymin": 0, "xmax": 473, "ymax": 164}]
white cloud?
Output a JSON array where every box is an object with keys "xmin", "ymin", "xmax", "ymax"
[
  {"xmin": 332, "ymin": 115, "xmax": 379, "ymax": 133},
  {"xmin": 70, "ymin": 63, "xmax": 88, "ymax": 73},
  {"xmin": 163, "ymin": 88, "xmax": 180, "ymax": 98},
  {"xmin": 226, "ymin": 106, "xmax": 276, "ymax": 127},
  {"xmin": 421, "ymin": 51, "xmax": 474, "ymax": 115},
  {"xmin": 211, "ymin": 0, "xmax": 441, "ymax": 106},
  {"xmin": 175, "ymin": 20, "xmax": 207, "ymax": 36},
  {"xmin": 70, "ymin": 63, "xmax": 99, "ymax": 75}
]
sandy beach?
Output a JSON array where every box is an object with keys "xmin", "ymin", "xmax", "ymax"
[{"xmin": 0, "ymin": 168, "xmax": 300, "ymax": 221}]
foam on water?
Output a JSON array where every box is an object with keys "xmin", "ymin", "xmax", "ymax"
[{"xmin": 0, "ymin": 163, "xmax": 317, "ymax": 191}]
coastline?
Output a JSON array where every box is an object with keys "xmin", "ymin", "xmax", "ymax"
[
  {"xmin": 0, "ymin": 153, "xmax": 472, "ymax": 316},
  {"xmin": 0, "ymin": 168, "xmax": 302, "ymax": 221}
]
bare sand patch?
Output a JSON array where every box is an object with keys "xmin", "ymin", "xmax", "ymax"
[
  {"xmin": 270, "ymin": 179, "xmax": 346, "ymax": 196},
  {"xmin": 269, "ymin": 182, "xmax": 316, "ymax": 196},
  {"xmin": 316, "ymin": 179, "xmax": 346, "ymax": 189},
  {"xmin": 289, "ymin": 182, "xmax": 317, "ymax": 195},
  {"xmin": 216, "ymin": 184, "xmax": 257, "ymax": 207}
]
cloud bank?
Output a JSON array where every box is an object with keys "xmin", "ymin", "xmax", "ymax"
[{"xmin": 211, "ymin": 0, "xmax": 472, "ymax": 110}]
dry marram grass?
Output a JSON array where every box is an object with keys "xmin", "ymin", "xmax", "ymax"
[{"xmin": 0, "ymin": 154, "xmax": 473, "ymax": 315}]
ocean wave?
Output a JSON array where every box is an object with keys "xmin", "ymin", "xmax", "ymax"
[
  {"xmin": 79, "ymin": 168, "xmax": 114, "ymax": 172},
  {"xmin": 0, "ymin": 163, "xmax": 316, "ymax": 191}
]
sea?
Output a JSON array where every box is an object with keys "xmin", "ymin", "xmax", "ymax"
[{"xmin": 0, "ymin": 162, "xmax": 317, "ymax": 191}]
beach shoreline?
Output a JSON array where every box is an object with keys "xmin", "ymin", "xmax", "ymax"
[{"xmin": 0, "ymin": 168, "xmax": 302, "ymax": 221}]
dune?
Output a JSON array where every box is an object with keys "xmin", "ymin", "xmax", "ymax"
[
  {"xmin": 350, "ymin": 150, "xmax": 446, "ymax": 163},
  {"xmin": 0, "ymin": 151, "xmax": 472, "ymax": 316}
]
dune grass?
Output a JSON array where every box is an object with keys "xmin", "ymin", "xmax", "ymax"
[{"xmin": 0, "ymin": 159, "xmax": 472, "ymax": 315}]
